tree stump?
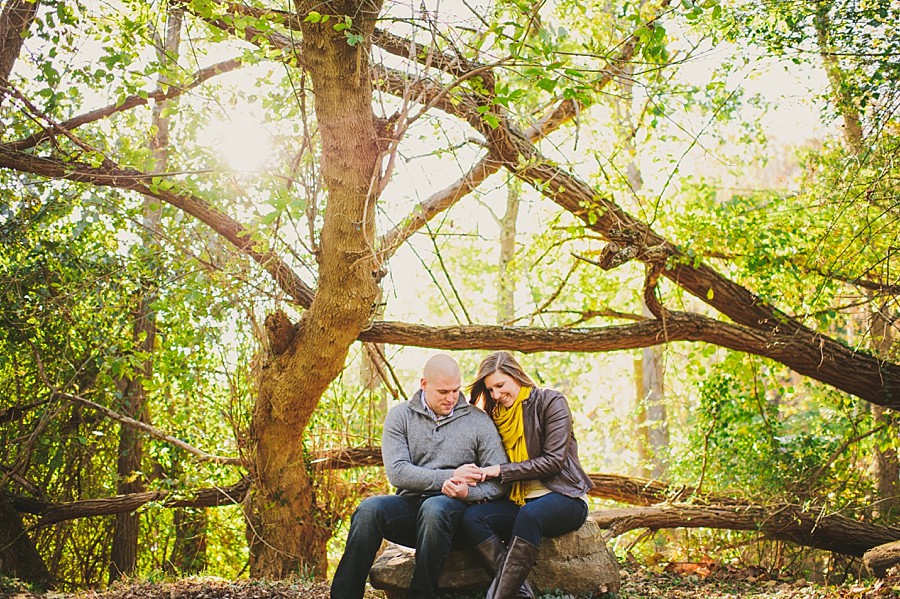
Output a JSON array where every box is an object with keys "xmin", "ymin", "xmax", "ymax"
[
  {"xmin": 369, "ymin": 519, "xmax": 620, "ymax": 598},
  {"xmin": 864, "ymin": 540, "xmax": 900, "ymax": 577}
]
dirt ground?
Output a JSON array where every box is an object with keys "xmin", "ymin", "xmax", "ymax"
[{"xmin": 3, "ymin": 564, "xmax": 898, "ymax": 599}]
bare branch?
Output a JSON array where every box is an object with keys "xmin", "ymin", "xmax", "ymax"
[
  {"xmin": 60, "ymin": 392, "xmax": 242, "ymax": 465},
  {"xmin": 7, "ymin": 59, "xmax": 243, "ymax": 150}
]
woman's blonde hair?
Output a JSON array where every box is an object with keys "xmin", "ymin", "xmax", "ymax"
[{"xmin": 468, "ymin": 351, "xmax": 537, "ymax": 415}]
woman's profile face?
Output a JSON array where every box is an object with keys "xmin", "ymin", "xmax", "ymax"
[{"xmin": 484, "ymin": 371, "xmax": 522, "ymax": 408}]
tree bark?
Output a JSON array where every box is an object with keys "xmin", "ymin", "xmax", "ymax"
[
  {"xmin": 592, "ymin": 504, "xmax": 900, "ymax": 557},
  {"xmin": 358, "ymin": 315, "xmax": 900, "ymax": 411},
  {"xmin": 0, "ymin": 0, "xmax": 39, "ymax": 85},
  {"xmin": 498, "ymin": 179, "xmax": 520, "ymax": 323},
  {"xmin": 244, "ymin": 0, "xmax": 383, "ymax": 579},
  {"xmin": 863, "ymin": 540, "xmax": 900, "ymax": 577},
  {"xmin": 109, "ymin": 9, "xmax": 183, "ymax": 582}
]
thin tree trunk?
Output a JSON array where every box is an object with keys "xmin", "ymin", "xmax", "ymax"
[
  {"xmin": 109, "ymin": 8, "xmax": 182, "ymax": 582},
  {"xmin": 498, "ymin": 179, "xmax": 520, "ymax": 323},
  {"xmin": 813, "ymin": 0, "xmax": 864, "ymax": 153},
  {"xmin": 168, "ymin": 508, "xmax": 208, "ymax": 574},
  {"xmin": 870, "ymin": 302, "xmax": 899, "ymax": 519},
  {"xmin": 612, "ymin": 57, "xmax": 668, "ymax": 478}
]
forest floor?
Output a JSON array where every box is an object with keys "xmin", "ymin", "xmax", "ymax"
[{"xmin": 3, "ymin": 563, "xmax": 899, "ymax": 599}]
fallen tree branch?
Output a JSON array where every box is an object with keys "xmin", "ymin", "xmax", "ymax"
[
  {"xmin": 864, "ymin": 540, "xmax": 900, "ymax": 576},
  {"xmin": 10, "ymin": 478, "xmax": 252, "ymax": 528},
  {"xmin": 591, "ymin": 504, "xmax": 900, "ymax": 557},
  {"xmin": 11, "ymin": 465, "xmax": 898, "ymax": 559},
  {"xmin": 586, "ymin": 473, "xmax": 740, "ymax": 506}
]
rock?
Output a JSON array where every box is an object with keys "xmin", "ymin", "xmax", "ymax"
[{"xmin": 369, "ymin": 519, "xmax": 620, "ymax": 598}]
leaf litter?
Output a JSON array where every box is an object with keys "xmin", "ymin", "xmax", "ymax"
[{"xmin": 2, "ymin": 563, "xmax": 897, "ymax": 599}]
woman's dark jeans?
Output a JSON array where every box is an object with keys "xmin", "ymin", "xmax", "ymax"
[
  {"xmin": 460, "ymin": 492, "xmax": 589, "ymax": 548},
  {"xmin": 330, "ymin": 494, "xmax": 467, "ymax": 599}
]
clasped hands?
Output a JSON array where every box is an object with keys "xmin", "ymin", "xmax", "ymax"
[{"xmin": 441, "ymin": 463, "xmax": 502, "ymax": 499}]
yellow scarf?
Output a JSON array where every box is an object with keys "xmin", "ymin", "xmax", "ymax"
[{"xmin": 493, "ymin": 386, "xmax": 532, "ymax": 506}]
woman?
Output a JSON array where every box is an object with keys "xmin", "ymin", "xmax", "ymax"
[{"xmin": 461, "ymin": 351, "xmax": 594, "ymax": 599}]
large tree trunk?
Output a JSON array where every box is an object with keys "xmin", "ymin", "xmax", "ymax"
[{"xmin": 245, "ymin": 0, "xmax": 383, "ymax": 578}]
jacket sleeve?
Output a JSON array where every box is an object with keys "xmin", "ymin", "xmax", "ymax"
[
  {"xmin": 466, "ymin": 414, "xmax": 509, "ymax": 502},
  {"xmin": 382, "ymin": 404, "xmax": 452, "ymax": 493},
  {"xmin": 499, "ymin": 392, "xmax": 572, "ymax": 483}
]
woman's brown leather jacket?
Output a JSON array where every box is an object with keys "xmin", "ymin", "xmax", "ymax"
[{"xmin": 497, "ymin": 387, "xmax": 594, "ymax": 498}]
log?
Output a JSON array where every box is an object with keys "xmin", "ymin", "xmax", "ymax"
[
  {"xmin": 7, "ymin": 478, "xmax": 251, "ymax": 527},
  {"xmin": 592, "ymin": 505, "xmax": 900, "ymax": 557},
  {"xmin": 9, "ymin": 467, "xmax": 898, "ymax": 559},
  {"xmin": 864, "ymin": 540, "xmax": 900, "ymax": 576}
]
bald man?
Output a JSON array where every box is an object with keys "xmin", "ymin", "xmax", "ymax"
[{"xmin": 331, "ymin": 354, "xmax": 508, "ymax": 599}]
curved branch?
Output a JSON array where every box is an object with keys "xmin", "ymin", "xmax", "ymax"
[{"xmin": 0, "ymin": 145, "xmax": 316, "ymax": 307}]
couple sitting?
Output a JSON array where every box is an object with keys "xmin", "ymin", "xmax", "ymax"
[{"xmin": 330, "ymin": 351, "xmax": 594, "ymax": 599}]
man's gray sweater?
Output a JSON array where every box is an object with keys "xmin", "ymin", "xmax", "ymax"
[{"xmin": 382, "ymin": 390, "xmax": 508, "ymax": 502}]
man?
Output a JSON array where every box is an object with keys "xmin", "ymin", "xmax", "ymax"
[{"xmin": 330, "ymin": 353, "xmax": 508, "ymax": 599}]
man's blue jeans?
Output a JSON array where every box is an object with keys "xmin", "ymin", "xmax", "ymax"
[
  {"xmin": 330, "ymin": 494, "xmax": 468, "ymax": 599},
  {"xmin": 459, "ymin": 492, "xmax": 588, "ymax": 548}
]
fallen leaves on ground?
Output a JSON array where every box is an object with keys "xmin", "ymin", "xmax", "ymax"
[{"xmin": 2, "ymin": 564, "xmax": 898, "ymax": 599}]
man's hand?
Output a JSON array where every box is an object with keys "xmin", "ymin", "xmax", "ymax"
[
  {"xmin": 442, "ymin": 477, "xmax": 470, "ymax": 499},
  {"xmin": 453, "ymin": 463, "xmax": 484, "ymax": 486}
]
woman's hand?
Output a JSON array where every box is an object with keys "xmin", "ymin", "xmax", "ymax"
[{"xmin": 480, "ymin": 465, "xmax": 501, "ymax": 479}]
